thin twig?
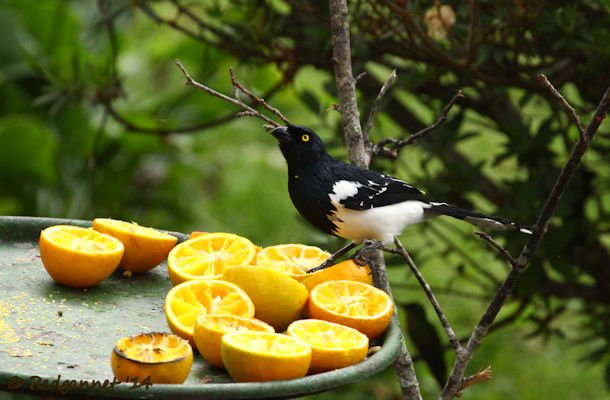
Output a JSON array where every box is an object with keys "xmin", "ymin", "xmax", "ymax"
[
  {"xmin": 363, "ymin": 69, "xmax": 397, "ymax": 144},
  {"xmin": 474, "ymin": 232, "xmax": 518, "ymax": 268},
  {"xmin": 427, "ymin": 222, "xmax": 501, "ymax": 289},
  {"xmin": 175, "ymin": 59, "xmax": 279, "ymax": 127},
  {"xmin": 229, "ymin": 67, "xmax": 291, "ymax": 125},
  {"xmin": 464, "ymin": 0, "xmax": 479, "ymax": 68},
  {"xmin": 389, "ymin": 238, "xmax": 463, "ymax": 353},
  {"xmin": 537, "ymin": 73, "xmax": 586, "ymax": 140},
  {"xmin": 458, "ymin": 366, "xmax": 493, "ymax": 394},
  {"xmin": 402, "ymin": 89, "xmax": 464, "ymax": 145},
  {"xmin": 103, "ymin": 101, "xmax": 236, "ymax": 134},
  {"xmin": 373, "ymin": 89, "xmax": 463, "ymax": 157}
]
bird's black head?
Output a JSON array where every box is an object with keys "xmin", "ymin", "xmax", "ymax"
[{"xmin": 271, "ymin": 125, "xmax": 329, "ymax": 169}]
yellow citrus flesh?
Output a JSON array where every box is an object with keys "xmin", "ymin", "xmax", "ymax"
[
  {"xmin": 193, "ymin": 315, "xmax": 274, "ymax": 368},
  {"xmin": 308, "ymin": 280, "xmax": 393, "ymax": 340},
  {"xmin": 39, "ymin": 225, "xmax": 124, "ymax": 288},
  {"xmin": 221, "ymin": 331, "xmax": 311, "ymax": 382},
  {"xmin": 92, "ymin": 218, "xmax": 177, "ymax": 273},
  {"xmin": 301, "ymin": 259, "xmax": 373, "ymax": 292},
  {"xmin": 287, "ymin": 319, "xmax": 369, "ymax": 373},
  {"xmin": 255, "ymin": 244, "xmax": 330, "ymax": 281},
  {"xmin": 167, "ymin": 233, "xmax": 257, "ymax": 285},
  {"xmin": 223, "ymin": 265, "xmax": 309, "ymax": 331},
  {"xmin": 164, "ymin": 279, "xmax": 255, "ymax": 344},
  {"xmin": 111, "ymin": 332, "xmax": 193, "ymax": 384}
]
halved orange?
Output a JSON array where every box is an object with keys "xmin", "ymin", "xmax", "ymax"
[
  {"xmin": 255, "ymin": 244, "xmax": 330, "ymax": 281},
  {"xmin": 301, "ymin": 259, "xmax": 373, "ymax": 292},
  {"xmin": 164, "ymin": 279, "xmax": 255, "ymax": 344},
  {"xmin": 167, "ymin": 233, "xmax": 257, "ymax": 285},
  {"xmin": 92, "ymin": 218, "xmax": 177, "ymax": 273},
  {"xmin": 39, "ymin": 225, "xmax": 124, "ymax": 288},
  {"xmin": 189, "ymin": 231, "xmax": 207, "ymax": 239},
  {"xmin": 287, "ymin": 319, "xmax": 369, "ymax": 373},
  {"xmin": 223, "ymin": 265, "xmax": 309, "ymax": 331},
  {"xmin": 111, "ymin": 332, "xmax": 193, "ymax": 384},
  {"xmin": 193, "ymin": 315, "xmax": 274, "ymax": 368},
  {"xmin": 308, "ymin": 280, "xmax": 393, "ymax": 339},
  {"xmin": 221, "ymin": 331, "xmax": 311, "ymax": 382}
]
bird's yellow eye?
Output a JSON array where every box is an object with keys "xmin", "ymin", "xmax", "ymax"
[{"xmin": 301, "ymin": 134, "xmax": 310, "ymax": 142}]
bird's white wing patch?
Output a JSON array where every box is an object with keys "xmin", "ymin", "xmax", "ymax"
[{"xmin": 329, "ymin": 180, "xmax": 362, "ymax": 203}]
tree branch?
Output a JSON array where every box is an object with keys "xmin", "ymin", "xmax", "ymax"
[
  {"xmin": 103, "ymin": 101, "xmax": 237, "ymax": 134},
  {"xmin": 440, "ymin": 80, "xmax": 610, "ymax": 399},
  {"xmin": 474, "ymin": 232, "xmax": 518, "ymax": 268},
  {"xmin": 369, "ymin": 250, "xmax": 423, "ymax": 400},
  {"xmin": 537, "ymin": 72, "xmax": 586, "ymax": 140},
  {"xmin": 363, "ymin": 69, "xmax": 397, "ymax": 144},
  {"xmin": 389, "ymin": 238, "xmax": 462, "ymax": 353},
  {"xmin": 329, "ymin": 1, "xmax": 420, "ymax": 398},
  {"xmin": 372, "ymin": 89, "xmax": 463, "ymax": 158},
  {"xmin": 329, "ymin": 0, "xmax": 368, "ymax": 169},
  {"xmin": 174, "ymin": 59, "xmax": 281, "ymax": 128},
  {"xmin": 229, "ymin": 67, "xmax": 291, "ymax": 125}
]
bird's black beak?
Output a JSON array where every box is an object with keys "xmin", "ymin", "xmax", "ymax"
[{"xmin": 271, "ymin": 126, "xmax": 292, "ymax": 143}]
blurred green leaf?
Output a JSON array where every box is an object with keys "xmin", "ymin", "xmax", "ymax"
[{"xmin": 0, "ymin": 114, "xmax": 57, "ymax": 185}]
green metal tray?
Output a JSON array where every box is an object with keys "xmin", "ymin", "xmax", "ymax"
[{"xmin": 0, "ymin": 216, "xmax": 400, "ymax": 399}]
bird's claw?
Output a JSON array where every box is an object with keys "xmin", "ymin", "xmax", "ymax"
[{"xmin": 352, "ymin": 240, "xmax": 383, "ymax": 266}]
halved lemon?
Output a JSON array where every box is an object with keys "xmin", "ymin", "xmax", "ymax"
[
  {"xmin": 164, "ymin": 279, "xmax": 255, "ymax": 344},
  {"xmin": 223, "ymin": 265, "xmax": 309, "ymax": 331},
  {"xmin": 110, "ymin": 332, "xmax": 193, "ymax": 384},
  {"xmin": 221, "ymin": 331, "xmax": 311, "ymax": 382},
  {"xmin": 287, "ymin": 319, "xmax": 369, "ymax": 373},
  {"xmin": 193, "ymin": 314, "xmax": 274, "ymax": 368},
  {"xmin": 39, "ymin": 225, "xmax": 124, "ymax": 288},
  {"xmin": 301, "ymin": 259, "xmax": 372, "ymax": 292},
  {"xmin": 92, "ymin": 218, "xmax": 177, "ymax": 273},
  {"xmin": 167, "ymin": 233, "xmax": 257, "ymax": 285},
  {"xmin": 308, "ymin": 280, "xmax": 393, "ymax": 339},
  {"xmin": 255, "ymin": 244, "xmax": 330, "ymax": 281}
]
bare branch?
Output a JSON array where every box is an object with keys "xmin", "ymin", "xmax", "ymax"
[
  {"xmin": 389, "ymin": 238, "xmax": 462, "ymax": 353},
  {"xmin": 103, "ymin": 70, "xmax": 286, "ymax": 135},
  {"xmin": 474, "ymin": 232, "xmax": 518, "ymax": 268},
  {"xmin": 537, "ymin": 73, "xmax": 586, "ymax": 140},
  {"xmin": 175, "ymin": 59, "xmax": 279, "ymax": 127},
  {"xmin": 464, "ymin": 0, "xmax": 480, "ymax": 68},
  {"xmin": 365, "ymin": 250, "xmax": 423, "ymax": 400},
  {"xmin": 329, "ymin": 0, "xmax": 368, "ymax": 168},
  {"xmin": 329, "ymin": 2, "xmax": 420, "ymax": 398},
  {"xmin": 458, "ymin": 366, "xmax": 493, "ymax": 395},
  {"xmin": 440, "ymin": 82, "xmax": 610, "ymax": 400},
  {"xmin": 103, "ymin": 101, "xmax": 236, "ymax": 134},
  {"xmin": 229, "ymin": 67, "xmax": 291, "ymax": 125},
  {"xmin": 363, "ymin": 69, "xmax": 397, "ymax": 144},
  {"xmin": 373, "ymin": 89, "xmax": 463, "ymax": 157}
]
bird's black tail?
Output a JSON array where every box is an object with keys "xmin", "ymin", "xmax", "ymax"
[{"xmin": 427, "ymin": 202, "xmax": 532, "ymax": 234}]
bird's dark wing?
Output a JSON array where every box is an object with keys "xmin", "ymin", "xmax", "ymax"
[{"xmin": 332, "ymin": 163, "xmax": 428, "ymax": 210}]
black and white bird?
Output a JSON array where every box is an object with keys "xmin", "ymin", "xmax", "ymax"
[{"xmin": 271, "ymin": 125, "xmax": 531, "ymax": 271}]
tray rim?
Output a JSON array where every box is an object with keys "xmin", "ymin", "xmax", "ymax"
[{"xmin": 0, "ymin": 216, "xmax": 401, "ymax": 399}]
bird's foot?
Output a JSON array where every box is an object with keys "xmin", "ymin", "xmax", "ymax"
[{"xmin": 352, "ymin": 240, "xmax": 383, "ymax": 266}]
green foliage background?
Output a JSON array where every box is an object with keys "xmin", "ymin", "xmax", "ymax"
[{"xmin": 1, "ymin": 1, "xmax": 609, "ymax": 398}]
